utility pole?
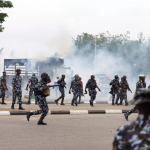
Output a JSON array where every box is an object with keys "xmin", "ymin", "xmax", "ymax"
[{"xmin": 95, "ymin": 36, "xmax": 98, "ymax": 70}]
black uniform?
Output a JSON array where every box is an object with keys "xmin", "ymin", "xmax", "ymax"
[
  {"xmin": 1, "ymin": 75, "xmax": 7, "ymax": 104},
  {"xmin": 109, "ymin": 79, "xmax": 120, "ymax": 105},
  {"xmin": 55, "ymin": 78, "xmax": 66, "ymax": 105},
  {"xmin": 86, "ymin": 79, "xmax": 97, "ymax": 106}
]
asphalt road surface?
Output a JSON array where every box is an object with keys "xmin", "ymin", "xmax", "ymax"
[{"xmin": 0, "ymin": 114, "xmax": 138, "ymax": 150}]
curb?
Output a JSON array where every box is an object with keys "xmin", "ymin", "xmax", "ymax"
[{"xmin": 0, "ymin": 110, "xmax": 138, "ymax": 115}]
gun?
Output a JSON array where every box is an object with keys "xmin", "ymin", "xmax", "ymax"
[
  {"xmin": 127, "ymin": 85, "xmax": 132, "ymax": 93},
  {"xmin": 29, "ymin": 85, "xmax": 59, "ymax": 90},
  {"xmin": 46, "ymin": 85, "xmax": 60, "ymax": 89}
]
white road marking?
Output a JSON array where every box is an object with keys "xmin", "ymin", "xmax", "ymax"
[
  {"xmin": 105, "ymin": 110, "xmax": 122, "ymax": 113},
  {"xmin": 70, "ymin": 110, "xmax": 88, "ymax": 115}
]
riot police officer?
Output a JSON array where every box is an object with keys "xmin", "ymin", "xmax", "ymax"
[
  {"xmin": 55, "ymin": 74, "xmax": 66, "ymax": 105},
  {"xmin": 85, "ymin": 75, "xmax": 101, "ymax": 107},
  {"xmin": 26, "ymin": 73, "xmax": 49, "ymax": 125}
]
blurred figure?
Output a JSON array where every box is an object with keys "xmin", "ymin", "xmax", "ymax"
[
  {"xmin": 26, "ymin": 73, "xmax": 38, "ymax": 104},
  {"xmin": 55, "ymin": 75, "xmax": 66, "ymax": 105},
  {"xmin": 1, "ymin": 71, "xmax": 8, "ymax": 104},
  {"xmin": 124, "ymin": 74, "xmax": 146, "ymax": 121},
  {"xmin": 109, "ymin": 75, "xmax": 120, "ymax": 105},
  {"xmin": 113, "ymin": 89, "xmax": 150, "ymax": 150},
  {"xmin": 69, "ymin": 74, "xmax": 81, "ymax": 106}
]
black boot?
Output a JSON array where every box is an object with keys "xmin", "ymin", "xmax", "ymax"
[
  {"xmin": 124, "ymin": 113, "xmax": 129, "ymax": 121},
  {"xmin": 26, "ymin": 112, "xmax": 34, "ymax": 121},
  {"xmin": 71, "ymin": 99, "xmax": 74, "ymax": 106},
  {"xmin": 75, "ymin": 101, "xmax": 78, "ymax": 106},
  {"xmin": 125, "ymin": 100, "xmax": 128, "ymax": 106},
  {"xmin": 35, "ymin": 100, "xmax": 37, "ymax": 105},
  {"xmin": 55, "ymin": 100, "xmax": 58, "ymax": 105},
  {"xmin": 1, "ymin": 97, "xmax": 7, "ymax": 105},
  {"xmin": 19, "ymin": 104, "xmax": 25, "ymax": 110},
  {"xmin": 115, "ymin": 99, "xmax": 119, "ymax": 105},
  {"xmin": 37, "ymin": 118, "xmax": 47, "ymax": 125},
  {"xmin": 61, "ymin": 97, "xmax": 65, "ymax": 105},
  {"xmin": 11, "ymin": 103, "xmax": 14, "ymax": 109},
  {"xmin": 112, "ymin": 98, "xmax": 115, "ymax": 105},
  {"xmin": 90, "ymin": 100, "xmax": 93, "ymax": 107}
]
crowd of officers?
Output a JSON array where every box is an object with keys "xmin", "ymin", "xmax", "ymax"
[
  {"xmin": 0, "ymin": 70, "xmax": 148, "ymax": 109},
  {"xmin": 0, "ymin": 69, "xmax": 148, "ymax": 125}
]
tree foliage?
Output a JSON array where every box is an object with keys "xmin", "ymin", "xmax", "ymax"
[{"xmin": 0, "ymin": 0, "xmax": 13, "ymax": 32}]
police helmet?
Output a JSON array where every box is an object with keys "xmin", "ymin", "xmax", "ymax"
[
  {"xmin": 41, "ymin": 73, "xmax": 48, "ymax": 80},
  {"xmin": 74, "ymin": 74, "xmax": 79, "ymax": 78},
  {"xmin": 114, "ymin": 75, "xmax": 119, "ymax": 79},
  {"xmin": 91, "ymin": 75, "xmax": 95, "ymax": 78},
  {"xmin": 123, "ymin": 76, "xmax": 127, "ymax": 79}
]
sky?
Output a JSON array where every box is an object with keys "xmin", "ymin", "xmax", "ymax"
[{"xmin": 1, "ymin": 0, "xmax": 150, "ymax": 58}]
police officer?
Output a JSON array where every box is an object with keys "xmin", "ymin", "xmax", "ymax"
[
  {"xmin": 69, "ymin": 74, "xmax": 81, "ymax": 106},
  {"xmin": 1, "ymin": 71, "xmax": 8, "ymax": 104},
  {"xmin": 109, "ymin": 75, "xmax": 120, "ymax": 105},
  {"xmin": 113, "ymin": 89, "xmax": 150, "ymax": 150},
  {"xmin": 85, "ymin": 75, "xmax": 101, "ymax": 107},
  {"xmin": 119, "ymin": 76, "xmax": 132, "ymax": 106},
  {"xmin": 55, "ymin": 74, "xmax": 66, "ymax": 105},
  {"xmin": 78, "ymin": 77, "xmax": 83, "ymax": 104},
  {"xmin": 26, "ymin": 73, "xmax": 49, "ymax": 125},
  {"xmin": 26, "ymin": 73, "xmax": 38, "ymax": 104},
  {"xmin": 11, "ymin": 69, "xmax": 24, "ymax": 110},
  {"xmin": 124, "ymin": 74, "xmax": 146, "ymax": 121}
]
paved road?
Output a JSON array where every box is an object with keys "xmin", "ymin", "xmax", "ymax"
[{"xmin": 0, "ymin": 114, "xmax": 138, "ymax": 150}]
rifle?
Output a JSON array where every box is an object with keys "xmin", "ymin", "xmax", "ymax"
[
  {"xmin": 127, "ymin": 85, "xmax": 132, "ymax": 93},
  {"xmin": 28, "ymin": 85, "xmax": 59, "ymax": 90}
]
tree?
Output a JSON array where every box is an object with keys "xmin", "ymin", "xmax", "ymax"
[{"xmin": 0, "ymin": 0, "xmax": 13, "ymax": 32}]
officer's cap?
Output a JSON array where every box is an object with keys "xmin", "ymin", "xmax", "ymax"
[
  {"xmin": 130, "ymin": 89, "xmax": 150, "ymax": 105},
  {"xmin": 62, "ymin": 74, "xmax": 65, "ymax": 77},
  {"xmin": 139, "ymin": 74, "xmax": 145, "ymax": 77},
  {"xmin": 2, "ymin": 71, "xmax": 6, "ymax": 73}
]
